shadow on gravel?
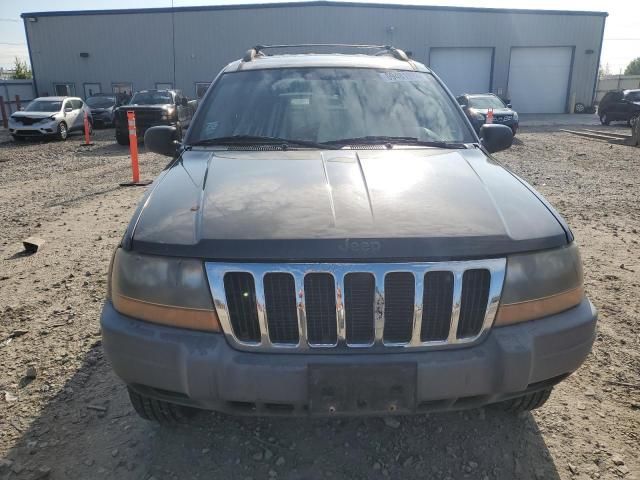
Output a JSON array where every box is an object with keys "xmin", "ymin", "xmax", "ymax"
[
  {"xmin": 2, "ymin": 347, "xmax": 561, "ymax": 480},
  {"xmin": 73, "ymin": 143, "xmax": 137, "ymax": 159}
]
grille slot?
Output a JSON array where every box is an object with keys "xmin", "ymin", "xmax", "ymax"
[
  {"xmin": 457, "ymin": 269, "xmax": 491, "ymax": 338},
  {"xmin": 207, "ymin": 259, "xmax": 504, "ymax": 352},
  {"xmin": 383, "ymin": 272, "xmax": 415, "ymax": 343},
  {"xmin": 421, "ymin": 271, "xmax": 454, "ymax": 341},
  {"xmin": 304, "ymin": 273, "xmax": 337, "ymax": 345},
  {"xmin": 264, "ymin": 273, "xmax": 299, "ymax": 344},
  {"xmin": 344, "ymin": 273, "xmax": 375, "ymax": 344},
  {"xmin": 224, "ymin": 272, "xmax": 260, "ymax": 342}
]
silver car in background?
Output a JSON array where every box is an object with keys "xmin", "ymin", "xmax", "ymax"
[{"xmin": 8, "ymin": 96, "xmax": 93, "ymax": 141}]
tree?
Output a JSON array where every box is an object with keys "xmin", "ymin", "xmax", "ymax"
[
  {"xmin": 11, "ymin": 57, "xmax": 32, "ymax": 79},
  {"xmin": 624, "ymin": 57, "xmax": 640, "ymax": 76}
]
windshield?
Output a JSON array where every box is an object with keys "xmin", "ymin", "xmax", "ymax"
[
  {"xmin": 24, "ymin": 100, "xmax": 62, "ymax": 112},
  {"xmin": 626, "ymin": 91, "xmax": 640, "ymax": 102},
  {"xmin": 86, "ymin": 96, "xmax": 116, "ymax": 108},
  {"xmin": 129, "ymin": 91, "xmax": 173, "ymax": 105},
  {"xmin": 189, "ymin": 68, "xmax": 474, "ymax": 145},
  {"xmin": 468, "ymin": 96, "xmax": 506, "ymax": 109}
]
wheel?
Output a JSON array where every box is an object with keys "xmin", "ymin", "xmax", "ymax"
[
  {"xmin": 493, "ymin": 387, "xmax": 552, "ymax": 413},
  {"xmin": 56, "ymin": 122, "xmax": 68, "ymax": 141},
  {"xmin": 174, "ymin": 122, "xmax": 183, "ymax": 141},
  {"xmin": 600, "ymin": 113, "xmax": 610, "ymax": 126},
  {"xmin": 127, "ymin": 387, "xmax": 196, "ymax": 424},
  {"xmin": 116, "ymin": 130, "xmax": 129, "ymax": 145},
  {"xmin": 574, "ymin": 103, "xmax": 586, "ymax": 114}
]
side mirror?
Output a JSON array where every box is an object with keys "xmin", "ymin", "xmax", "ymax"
[
  {"xmin": 181, "ymin": 97, "xmax": 188, "ymax": 107},
  {"xmin": 506, "ymin": 103, "xmax": 512, "ymax": 108},
  {"xmin": 145, "ymin": 126, "xmax": 179, "ymax": 157},
  {"xmin": 64, "ymin": 107, "xmax": 73, "ymax": 113},
  {"xmin": 480, "ymin": 124, "xmax": 513, "ymax": 153}
]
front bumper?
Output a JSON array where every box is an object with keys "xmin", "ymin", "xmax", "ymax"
[
  {"xmin": 101, "ymin": 298, "xmax": 596, "ymax": 416},
  {"xmin": 9, "ymin": 120, "xmax": 57, "ymax": 136}
]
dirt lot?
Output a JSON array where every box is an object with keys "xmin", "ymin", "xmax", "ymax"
[{"xmin": 0, "ymin": 127, "xmax": 638, "ymax": 480}]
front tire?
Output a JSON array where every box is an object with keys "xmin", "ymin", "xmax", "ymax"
[
  {"xmin": 127, "ymin": 387, "xmax": 196, "ymax": 424},
  {"xmin": 493, "ymin": 387, "xmax": 552, "ymax": 413},
  {"xmin": 574, "ymin": 103, "xmax": 586, "ymax": 114},
  {"xmin": 600, "ymin": 113, "xmax": 610, "ymax": 126},
  {"xmin": 116, "ymin": 130, "xmax": 129, "ymax": 145},
  {"xmin": 57, "ymin": 122, "xmax": 68, "ymax": 141}
]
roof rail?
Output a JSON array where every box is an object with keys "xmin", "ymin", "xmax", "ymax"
[{"xmin": 242, "ymin": 44, "xmax": 411, "ymax": 62}]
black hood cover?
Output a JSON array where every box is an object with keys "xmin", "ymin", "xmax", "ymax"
[{"xmin": 127, "ymin": 148, "xmax": 568, "ymax": 261}]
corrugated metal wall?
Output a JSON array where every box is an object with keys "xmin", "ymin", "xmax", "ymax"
[{"xmin": 24, "ymin": 4, "xmax": 605, "ymax": 111}]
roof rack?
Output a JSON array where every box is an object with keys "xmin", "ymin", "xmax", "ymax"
[{"xmin": 242, "ymin": 44, "xmax": 410, "ymax": 62}]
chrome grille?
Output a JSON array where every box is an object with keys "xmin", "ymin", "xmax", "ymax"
[{"xmin": 206, "ymin": 260, "xmax": 506, "ymax": 353}]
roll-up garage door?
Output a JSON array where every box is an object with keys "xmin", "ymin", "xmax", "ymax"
[
  {"xmin": 429, "ymin": 47, "xmax": 493, "ymax": 96},
  {"xmin": 507, "ymin": 47, "xmax": 573, "ymax": 113}
]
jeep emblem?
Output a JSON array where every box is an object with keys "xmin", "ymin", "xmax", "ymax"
[{"xmin": 338, "ymin": 239, "xmax": 381, "ymax": 254}]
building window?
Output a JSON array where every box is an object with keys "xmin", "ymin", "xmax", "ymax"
[
  {"xmin": 195, "ymin": 82, "xmax": 211, "ymax": 99},
  {"xmin": 54, "ymin": 83, "xmax": 75, "ymax": 96},
  {"xmin": 112, "ymin": 82, "xmax": 133, "ymax": 95},
  {"xmin": 84, "ymin": 83, "xmax": 101, "ymax": 98},
  {"xmin": 156, "ymin": 82, "xmax": 173, "ymax": 90}
]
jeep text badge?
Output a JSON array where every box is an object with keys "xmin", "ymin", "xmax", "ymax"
[{"xmin": 338, "ymin": 239, "xmax": 381, "ymax": 254}]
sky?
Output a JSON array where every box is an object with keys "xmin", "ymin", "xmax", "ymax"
[{"xmin": 1, "ymin": 0, "xmax": 638, "ymax": 73}]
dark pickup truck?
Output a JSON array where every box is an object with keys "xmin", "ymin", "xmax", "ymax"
[{"xmin": 114, "ymin": 89, "xmax": 196, "ymax": 145}]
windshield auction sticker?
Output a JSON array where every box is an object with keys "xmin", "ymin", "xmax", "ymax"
[{"xmin": 379, "ymin": 71, "xmax": 425, "ymax": 82}]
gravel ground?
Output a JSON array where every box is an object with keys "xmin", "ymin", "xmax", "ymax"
[{"xmin": 0, "ymin": 127, "xmax": 638, "ymax": 480}]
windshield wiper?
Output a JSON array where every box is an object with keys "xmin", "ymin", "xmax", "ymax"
[
  {"xmin": 323, "ymin": 136, "xmax": 467, "ymax": 149},
  {"xmin": 188, "ymin": 135, "xmax": 340, "ymax": 150}
]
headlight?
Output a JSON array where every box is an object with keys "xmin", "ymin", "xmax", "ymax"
[
  {"xmin": 109, "ymin": 248, "xmax": 220, "ymax": 331},
  {"xmin": 494, "ymin": 243, "xmax": 584, "ymax": 326},
  {"xmin": 513, "ymin": 112, "xmax": 519, "ymax": 121},
  {"xmin": 48, "ymin": 115, "xmax": 57, "ymax": 121},
  {"xmin": 469, "ymin": 109, "xmax": 485, "ymax": 122}
]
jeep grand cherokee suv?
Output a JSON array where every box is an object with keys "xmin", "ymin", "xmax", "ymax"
[{"xmin": 101, "ymin": 45, "xmax": 597, "ymax": 422}]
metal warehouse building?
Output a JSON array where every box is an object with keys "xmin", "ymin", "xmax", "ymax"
[{"xmin": 21, "ymin": 1, "xmax": 606, "ymax": 113}]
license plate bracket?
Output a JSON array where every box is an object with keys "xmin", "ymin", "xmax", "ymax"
[{"xmin": 308, "ymin": 363, "xmax": 416, "ymax": 415}]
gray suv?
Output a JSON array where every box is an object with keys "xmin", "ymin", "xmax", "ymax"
[{"xmin": 101, "ymin": 46, "xmax": 597, "ymax": 422}]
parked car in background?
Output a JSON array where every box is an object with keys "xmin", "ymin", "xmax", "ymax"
[
  {"xmin": 598, "ymin": 89, "xmax": 640, "ymax": 126},
  {"xmin": 8, "ymin": 96, "xmax": 92, "ymax": 141},
  {"xmin": 113, "ymin": 89, "xmax": 195, "ymax": 145},
  {"xmin": 86, "ymin": 93, "xmax": 120, "ymax": 127},
  {"xmin": 101, "ymin": 46, "xmax": 596, "ymax": 423},
  {"xmin": 457, "ymin": 93, "xmax": 519, "ymax": 135}
]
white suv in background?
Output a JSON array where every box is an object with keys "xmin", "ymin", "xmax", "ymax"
[{"xmin": 8, "ymin": 96, "xmax": 93, "ymax": 141}]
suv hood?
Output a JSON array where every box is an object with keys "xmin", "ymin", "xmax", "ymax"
[
  {"xmin": 127, "ymin": 148, "xmax": 568, "ymax": 261},
  {"xmin": 11, "ymin": 111, "xmax": 56, "ymax": 118}
]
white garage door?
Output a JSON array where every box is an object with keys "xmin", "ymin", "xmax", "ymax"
[
  {"xmin": 429, "ymin": 48, "xmax": 493, "ymax": 96},
  {"xmin": 508, "ymin": 47, "xmax": 573, "ymax": 113}
]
